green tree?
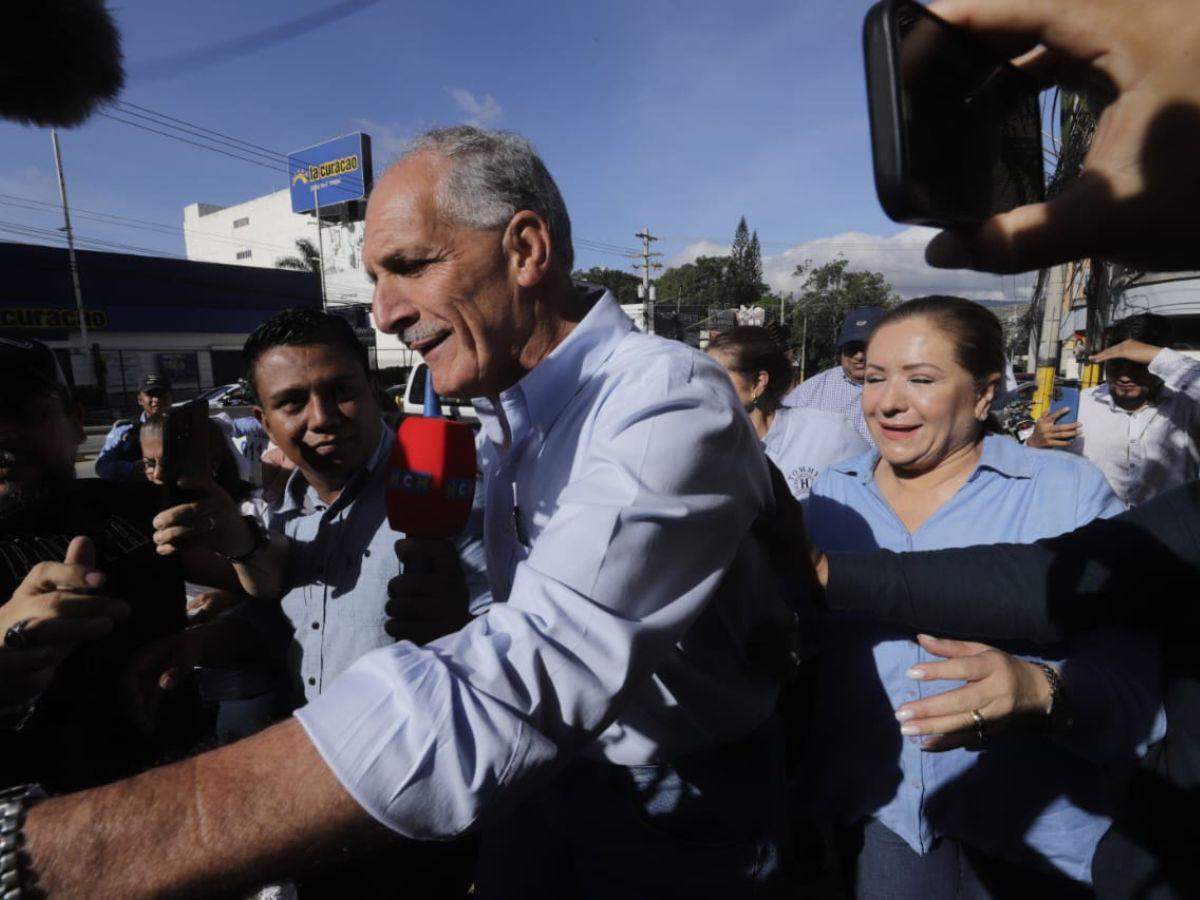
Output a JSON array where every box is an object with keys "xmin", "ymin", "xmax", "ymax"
[
  {"xmin": 275, "ymin": 238, "xmax": 321, "ymax": 272},
  {"xmin": 791, "ymin": 258, "xmax": 898, "ymax": 374},
  {"xmin": 747, "ymin": 231, "xmax": 763, "ymax": 293},
  {"xmin": 571, "ymin": 266, "xmax": 642, "ymax": 304},
  {"xmin": 727, "ymin": 216, "xmax": 767, "ymax": 307},
  {"xmin": 655, "ymin": 256, "xmax": 731, "ymax": 307}
]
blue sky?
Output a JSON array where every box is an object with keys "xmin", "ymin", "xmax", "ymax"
[{"xmin": 0, "ymin": 0, "xmax": 1033, "ymax": 301}]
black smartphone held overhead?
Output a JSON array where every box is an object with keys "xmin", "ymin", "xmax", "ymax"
[
  {"xmin": 160, "ymin": 398, "xmax": 210, "ymax": 508},
  {"xmin": 863, "ymin": 0, "xmax": 1044, "ymax": 226}
]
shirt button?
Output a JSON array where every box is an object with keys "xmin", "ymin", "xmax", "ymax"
[
  {"xmin": 312, "ymin": 622, "xmax": 320, "ymax": 630},
  {"xmin": 364, "ymin": 549, "xmax": 371, "ymax": 558},
  {"xmin": 307, "ymin": 677, "xmax": 316, "ymax": 686}
]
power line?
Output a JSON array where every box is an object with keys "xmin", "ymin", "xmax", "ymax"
[
  {"xmin": 109, "ymin": 103, "xmax": 288, "ymax": 168},
  {"xmin": 108, "ymin": 100, "xmax": 367, "ymax": 191},
  {"xmin": 97, "ymin": 112, "xmax": 290, "ymax": 175},
  {"xmin": 575, "ymin": 237, "xmax": 641, "ymax": 254},
  {"xmin": 114, "ymin": 101, "xmax": 288, "ymax": 161}
]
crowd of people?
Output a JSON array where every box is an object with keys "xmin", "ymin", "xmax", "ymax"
[{"xmin": 4, "ymin": 0, "xmax": 1200, "ymax": 897}]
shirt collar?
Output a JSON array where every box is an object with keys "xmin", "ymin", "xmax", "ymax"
[
  {"xmin": 278, "ymin": 418, "xmax": 392, "ymax": 517},
  {"xmin": 831, "ymin": 433, "xmax": 1032, "ymax": 485},
  {"xmin": 475, "ymin": 286, "xmax": 630, "ymax": 447}
]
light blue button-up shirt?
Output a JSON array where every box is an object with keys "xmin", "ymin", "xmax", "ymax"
[
  {"xmin": 269, "ymin": 425, "xmax": 401, "ymax": 703},
  {"xmin": 296, "ymin": 289, "xmax": 787, "ymax": 839},
  {"xmin": 805, "ymin": 435, "xmax": 1163, "ymax": 883}
]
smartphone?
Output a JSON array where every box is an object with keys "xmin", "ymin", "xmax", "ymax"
[
  {"xmin": 160, "ymin": 399, "xmax": 211, "ymax": 508},
  {"xmin": 1049, "ymin": 385, "xmax": 1080, "ymax": 425},
  {"xmin": 863, "ymin": 0, "xmax": 1044, "ymax": 226}
]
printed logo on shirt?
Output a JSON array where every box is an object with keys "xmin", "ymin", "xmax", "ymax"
[{"xmin": 787, "ymin": 466, "xmax": 821, "ymax": 499}]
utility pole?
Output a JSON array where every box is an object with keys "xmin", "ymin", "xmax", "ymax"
[
  {"xmin": 311, "ymin": 184, "xmax": 328, "ymax": 310},
  {"xmin": 1030, "ymin": 262, "xmax": 1070, "ymax": 419},
  {"xmin": 51, "ymin": 130, "xmax": 92, "ymax": 385},
  {"xmin": 633, "ymin": 227, "xmax": 662, "ymax": 334}
]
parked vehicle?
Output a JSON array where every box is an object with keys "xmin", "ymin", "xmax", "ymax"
[
  {"xmin": 393, "ymin": 363, "xmax": 479, "ymax": 425},
  {"xmin": 182, "ymin": 382, "xmax": 256, "ymax": 419}
]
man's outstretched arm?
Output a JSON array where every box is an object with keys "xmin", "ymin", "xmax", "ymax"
[
  {"xmin": 821, "ymin": 481, "xmax": 1200, "ymax": 642},
  {"xmin": 24, "ymin": 719, "xmax": 386, "ymax": 899}
]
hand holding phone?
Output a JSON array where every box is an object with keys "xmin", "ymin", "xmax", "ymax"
[
  {"xmin": 160, "ymin": 399, "xmax": 211, "ymax": 508},
  {"xmin": 1027, "ymin": 405, "xmax": 1082, "ymax": 449},
  {"xmin": 1047, "ymin": 386, "xmax": 1080, "ymax": 426},
  {"xmin": 863, "ymin": 0, "xmax": 1043, "ymax": 227},
  {"xmin": 916, "ymin": 0, "xmax": 1200, "ymax": 274}
]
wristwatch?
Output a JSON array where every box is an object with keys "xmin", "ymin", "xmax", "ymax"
[
  {"xmin": 0, "ymin": 783, "xmax": 46, "ymax": 898},
  {"xmin": 219, "ymin": 515, "xmax": 270, "ymax": 564}
]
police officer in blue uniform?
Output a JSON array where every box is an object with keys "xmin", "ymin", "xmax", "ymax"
[{"xmin": 95, "ymin": 374, "xmax": 173, "ymax": 481}]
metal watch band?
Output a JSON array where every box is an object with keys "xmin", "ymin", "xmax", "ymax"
[
  {"xmin": 0, "ymin": 783, "xmax": 45, "ymax": 899},
  {"xmin": 1038, "ymin": 662, "xmax": 1073, "ymax": 733}
]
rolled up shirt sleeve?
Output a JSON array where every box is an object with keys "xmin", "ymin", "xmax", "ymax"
[
  {"xmin": 1150, "ymin": 346, "xmax": 1200, "ymax": 400},
  {"xmin": 296, "ymin": 358, "xmax": 770, "ymax": 839}
]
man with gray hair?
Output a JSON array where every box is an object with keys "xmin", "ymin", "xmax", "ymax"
[{"xmin": 18, "ymin": 126, "xmax": 794, "ymax": 898}]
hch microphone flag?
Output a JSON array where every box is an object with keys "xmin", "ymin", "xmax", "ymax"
[{"xmin": 385, "ymin": 374, "xmax": 476, "ymax": 538}]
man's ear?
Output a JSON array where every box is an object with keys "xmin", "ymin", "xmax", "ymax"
[{"xmin": 503, "ymin": 210, "xmax": 553, "ymax": 289}]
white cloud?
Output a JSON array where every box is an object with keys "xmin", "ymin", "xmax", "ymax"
[
  {"xmin": 667, "ymin": 239, "xmax": 730, "ymax": 267},
  {"xmin": 759, "ymin": 227, "xmax": 1032, "ymax": 302},
  {"xmin": 349, "ymin": 117, "xmax": 412, "ymax": 164},
  {"xmin": 445, "ymin": 87, "xmax": 503, "ymax": 127},
  {"xmin": 657, "ymin": 228, "xmax": 1032, "ymax": 303}
]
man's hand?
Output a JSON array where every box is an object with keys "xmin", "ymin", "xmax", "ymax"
[
  {"xmin": 893, "ymin": 634, "xmax": 1054, "ymax": 751},
  {"xmin": 187, "ymin": 589, "xmax": 244, "ymax": 624},
  {"xmin": 0, "ymin": 536, "xmax": 128, "ymax": 708},
  {"xmin": 924, "ymin": 0, "xmax": 1200, "ymax": 274},
  {"xmin": 1025, "ymin": 406, "xmax": 1082, "ymax": 449},
  {"xmin": 153, "ymin": 476, "xmax": 253, "ymax": 558},
  {"xmin": 260, "ymin": 446, "xmax": 295, "ymax": 508},
  {"xmin": 124, "ymin": 625, "xmax": 213, "ymax": 735},
  {"xmin": 385, "ymin": 538, "xmax": 471, "ymax": 644},
  {"xmin": 1089, "ymin": 339, "xmax": 1164, "ymax": 367}
]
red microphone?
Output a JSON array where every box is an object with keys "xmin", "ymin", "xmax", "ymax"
[{"xmin": 385, "ymin": 376, "xmax": 476, "ymax": 538}]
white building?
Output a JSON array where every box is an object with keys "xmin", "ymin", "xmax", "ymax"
[{"xmin": 182, "ymin": 189, "xmax": 415, "ymax": 369}]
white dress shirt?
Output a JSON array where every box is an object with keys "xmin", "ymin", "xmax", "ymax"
[
  {"xmin": 295, "ymin": 289, "xmax": 786, "ymax": 839},
  {"xmin": 1069, "ymin": 347, "xmax": 1200, "ymax": 506}
]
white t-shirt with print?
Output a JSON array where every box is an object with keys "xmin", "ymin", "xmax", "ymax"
[{"xmin": 761, "ymin": 406, "xmax": 868, "ymax": 500}]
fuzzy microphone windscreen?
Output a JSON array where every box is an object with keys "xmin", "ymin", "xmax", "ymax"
[{"xmin": 0, "ymin": 0, "xmax": 124, "ymax": 127}]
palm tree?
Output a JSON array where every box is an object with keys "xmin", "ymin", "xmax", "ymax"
[{"xmin": 275, "ymin": 237, "xmax": 321, "ymax": 272}]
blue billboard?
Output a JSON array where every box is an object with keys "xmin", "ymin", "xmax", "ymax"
[{"xmin": 288, "ymin": 132, "xmax": 373, "ymax": 214}]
